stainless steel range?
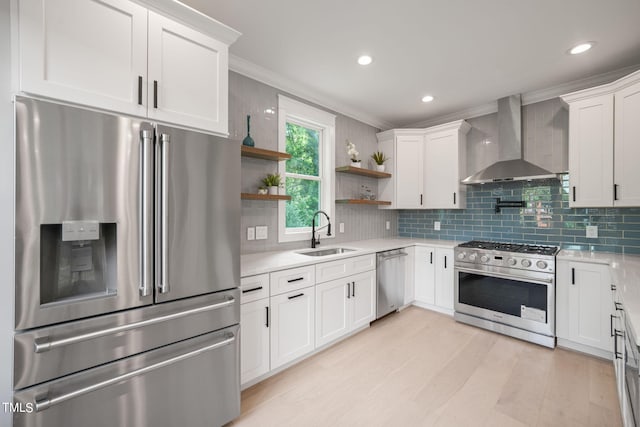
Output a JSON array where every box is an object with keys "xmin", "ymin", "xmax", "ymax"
[{"xmin": 454, "ymin": 240, "xmax": 559, "ymax": 348}]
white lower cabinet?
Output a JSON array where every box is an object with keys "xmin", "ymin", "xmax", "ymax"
[
  {"xmin": 403, "ymin": 247, "xmax": 415, "ymax": 305},
  {"xmin": 240, "ymin": 298, "xmax": 270, "ymax": 385},
  {"xmin": 270, "ymin": 287, "xmax": 315, "ymax": 370},
  {"xmin": 556, "ymin": 260, "xmax": 612, "ymax": 355},
  {"xmin": 315, "ymin": 270, "xmax": 376, "ymax": 348},
  {"xmin": 414, "ymin": 246, "xmax": 454, "ymax": 313}
]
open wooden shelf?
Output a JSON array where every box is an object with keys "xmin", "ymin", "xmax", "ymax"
[
  {"xmin": 241, "ymin": 193, "xmax": 291, "ymax": 201},
  {"xmin": 241, "ymin": 145, "xmax": 291, "ymax": 161},
  {"xmin": 335, "ymin": 165, "xmax": 391, "ymax": 178},
  {"xmin": 336, "ymin": 199, "xmax": 392, "ymax": 206}
]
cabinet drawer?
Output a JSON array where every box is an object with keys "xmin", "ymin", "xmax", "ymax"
[
  {"xmin": 240, "ymin": 274, "xmax": 270, "ymax": 304},
  {"xmin": 270, "ymin": 266, "xmax": 315, "ymax": 296},
  {"xmin": 316, "ymin": 254, "xmax": 375, "ymax": 284}
]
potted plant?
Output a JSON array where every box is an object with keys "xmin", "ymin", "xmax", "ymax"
[
  {"xmin": 262, "ymin": 173, "xmax": 282, "ymax": 195},
  {"xmin": 371, "ymin": 151, "xmax": 390, "ymax": 172},
  {"xmin": 346, "ymin": 139, "xmax": 361, "ymax": 168}
]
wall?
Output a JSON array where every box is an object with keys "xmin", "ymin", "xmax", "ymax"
[
  {"xmin": 0, "ymin": 1, "xmax": 14, "ymax": 424},
  {"xmin": 230, "ymin": 72, "xmax": 398, "ymax": 254},
  {"xmin": 398, "ymin": 176, "xmax": 640, "ymax": 254}
]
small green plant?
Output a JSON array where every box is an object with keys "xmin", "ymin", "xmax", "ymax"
[
  {"xmin": 261, "ymin": 173, "xmax": 282, "ymax": 187},
  {"xmin": 371, "ymin": 151, "xmax": 389, "ymax": 165}
]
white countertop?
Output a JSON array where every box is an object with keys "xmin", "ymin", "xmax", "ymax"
[
  {"xmin": 558, "ymin": 249, "xmax": 640, "ymax": 343},
  {"xmin": 241, "ymin": 237, "xmax": 460, "ymax": 277}
]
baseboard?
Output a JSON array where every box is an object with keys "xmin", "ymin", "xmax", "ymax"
[
  {"xmin": 556, "ymin": 338, "xmax": 613, "ymax": 360},
  {"xmin": 411, "ymin": 301, "xmax": 454, "ymax": 316}
]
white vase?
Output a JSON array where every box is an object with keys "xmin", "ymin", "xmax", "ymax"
[
  {"xmin": 351, "ymin": 161, "xmax": 361, "ymax": 168},
  {"xmin": 375, "ymin": 164, "xmax": 386, "ymax": 172},
  {"xmin": 268, "ymin": 186, "xmax": 279, "ymax": 195}
]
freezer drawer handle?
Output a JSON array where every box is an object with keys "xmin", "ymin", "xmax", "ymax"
[
  {"xmin": 34, "ymin": 331, "xmax": 236, "ymax": 412},
  {"xmin": 33, "ymin": 296, "xmax": 235, "ymax": 353}
]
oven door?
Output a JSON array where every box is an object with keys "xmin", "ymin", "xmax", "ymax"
[{"xmin": 454, "ymin": 266, "xmax": 554, "ymax": 336}]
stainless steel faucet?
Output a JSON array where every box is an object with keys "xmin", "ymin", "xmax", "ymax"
[{"xmin": 310, "ymin": 210, "xmax": 331, "ymax": 248}]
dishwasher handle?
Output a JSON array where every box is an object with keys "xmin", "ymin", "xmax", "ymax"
[{"xmin": 378, "ymin": 252, "xmax": 408, "ymax": 262}]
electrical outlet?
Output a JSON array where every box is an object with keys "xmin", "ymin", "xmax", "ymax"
[
  {"xmin": 339, "ymin": 223, "xmax": 344, "ymax": 233},
  {"xmin": 434, "ymin": 221, "xmax": 441, "ymax": 231},
  {"xmin": 586, "ymin": 225, "xmax": 598, "ymax": 238},
  {"xmin": 247, "ymin": 227, "xmax": 255, "ymax": 241},
  {"xmin": 385, "ymin": 221, "xmax": 390, "ymax": 230},
  {"xmin": 255, "ymin": 226, "xmax": 268, "ymax": 240}
]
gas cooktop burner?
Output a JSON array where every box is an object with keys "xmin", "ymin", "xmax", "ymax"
[{"xmin": 458, "ymin": 240, "xmax": 558, "ymax": 256}]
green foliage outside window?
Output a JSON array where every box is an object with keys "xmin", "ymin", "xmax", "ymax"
[{"xmin": 285, "ymin": 123, "xmax": 320, "ymax": 228}]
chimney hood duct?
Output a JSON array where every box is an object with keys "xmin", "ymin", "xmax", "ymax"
[{"xmin": 461, "ymin": 95, "xmax": 558, "ymax": 185}]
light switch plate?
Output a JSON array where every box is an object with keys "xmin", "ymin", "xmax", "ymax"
[
  {"xmin": 256, "ymin": 226, "xmax": 268, "ymax": 240},
  {"xmin": 247, "ymin": 227, "xmax": 255, "ymax": 241},
  {"xmin": 385, "ymin": 221, "xmax": 390, "ymax": 230},
  {"xmin": 586, "ymin": 225, "xmax": 598, "ymax": 238},
  {"xmin": 434, "ymin": 221, "xmax": 441, "ymax": 231},
  {"xmin": 339, "ymin": 223, "xmax": 344, "ymax": 233}
]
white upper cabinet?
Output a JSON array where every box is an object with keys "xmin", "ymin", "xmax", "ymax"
[
  {"xmin": 423, "ymin": 121, "xmax": 470, "ymax": 209},
  {"xmin": 147, "ymin": 11, "xmax": 229, "ymax": 134},
  {"xmin": 562, "ymin": 69, "xmax": 640, "ymax": 207},
  {"xmin": 16, "ymin": 0, "xmax": 239, "ymax": 135},
  {"xmin": 614, "ymin": 80, "xmax": 640, "ymax": 206},
  {"xmin": 376, "ymin": 121, "xmax": 468, "ymax": 210},
  {"xmin": 18, "ymin": 0, "xmax": 148, "ymax": 116},
  {"xmin": 566, "ymin": 95, "xmax": 614, "ymax": 207},
  {"xmin": 377, "ymin": 130, "xmax": 425, "ymax": 209}
]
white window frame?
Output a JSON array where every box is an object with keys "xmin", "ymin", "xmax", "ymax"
[{"xmin": 278, "ymin": 95, "xmax": 335, "ymax": 243}]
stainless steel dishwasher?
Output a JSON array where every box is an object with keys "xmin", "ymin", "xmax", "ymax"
[{"xmin": 376, "ymin": 249, "xmax": 408, "ymax": 319}]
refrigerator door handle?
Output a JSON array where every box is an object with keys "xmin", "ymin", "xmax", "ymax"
[
  {"xmin": 34, "ymin": 331, "xmax": 236, "ymax": 412},
  {"xmin": 157, "ymin": 132, "xmax": 170, "ymax": 294},
  {"xmin": 33, "ymin": 296, "xmax": 236, "ymax": 353},
  {"xmin": 139, "ymin": 129, "xmax": 154, "ymax": 297}
]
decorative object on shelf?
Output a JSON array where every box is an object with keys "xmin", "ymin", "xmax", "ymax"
[
  {"xmin": 346, "ymin": 139, "xmax": 360, "ymax": 167},
  {"xmin": 359, "ymin": 184, "xmax": 376, "ymax": 201},
  {"xmin": 257, "ymin": 187, "xmax": 268, "ymax": 195},
  {"xmin": 371, "ymin": 151, "xmax": 390, "ymax": 172},
  {"xmin": 242, "ymin": 115, "xmax": 255, "ymax": 147},
  {"xmin": 261, "ymin": 173, "xmax": 282, "ymax": 195}
]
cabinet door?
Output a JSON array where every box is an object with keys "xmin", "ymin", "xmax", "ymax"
[
  {"xmin": 568, "ymin": 95, "xmax": 614, "ymax": 207},
  {"xmin": 424, "ymin": 130, "xmax": 459, "ymax": 209},
  {"xmin": 434, "ymin": 249, "xmax": 454, "ymax": 310},
  {"xmin": 414, "ymin": 246, "xmax": 436, "ymax": 304},
  {"xmin": 18, "ymin": 0, "xmax": 148, "ymax": 116},
  {"xmin": 614, "ymin": 81, "xmax": 640, "ymax": 206},
  {"xmin": 240, "ymin": 299, "xmax": 270, "ymax": 385},
  {"xmin": 148, "ymin": 11, "xmax": 229, "ymax": 135},
  {"xmin": 557, "ymin": 261, "xmax": 612, "ymax": 351},
  {"xmin": 351, "ymin": 270, "xmax": 376, "ymax": 330},
  {"xmin": 315, "ymin": 279, "xmax": 350, "ymax": 348},
  {"xmin": 270, "ymin": 288, "xmax": 315, "ymax": 369},
  {"xmin": 403, "ymin": 247, "xmax": 415, "ymax": 305},
  {"xmin": 395, "ymin": 135, "xmax": 424, "ymax": 208}
]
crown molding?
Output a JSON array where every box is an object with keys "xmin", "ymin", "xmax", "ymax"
[
  {"xmin": 406, "ymin": 63, "xmax": 640, "ymax": 128},
  {"xmin": 229, "ymin": 54, "xmax": 395, "ymax": 131}
]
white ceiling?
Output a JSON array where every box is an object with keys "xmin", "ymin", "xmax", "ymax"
[{"xmin": 182, "ymin": 0, "xmax": 640, "ymax": 129}]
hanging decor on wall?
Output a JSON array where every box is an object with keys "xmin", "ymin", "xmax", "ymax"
[{"xmin": 242, "ymin": 115, "xmax": 255, "ymax": 147}]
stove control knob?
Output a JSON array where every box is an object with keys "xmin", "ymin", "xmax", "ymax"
[
  {"xmin": 457, "ymin": 252, "xmax": 466, "ymax": 260},
  {"xmin": 468, "ymin": 253, "xmax": 477, "ymax": 262},
  {"xmin": 536, "ymin": 260, "xmax": 548, "ymax": 269},
  {"xmin": 521, "ymin": 259, "xmax": 532, "ymax": 268},
  {"xmin": 480, "ymin": 255, "xmax": 490, "ymax": 263},
  {"xmin": 508, "ymin": 258, "xmax": 517, "ymax": 266}
]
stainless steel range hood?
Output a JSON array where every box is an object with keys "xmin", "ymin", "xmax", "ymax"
[{"xmin": 461, "ymin": 95, "xmax": 558, "ymax": 184}]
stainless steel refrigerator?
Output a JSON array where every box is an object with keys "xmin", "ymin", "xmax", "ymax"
[{"xmin": 12, "ymin": 96, "xmax": 241, "ymax": 427}]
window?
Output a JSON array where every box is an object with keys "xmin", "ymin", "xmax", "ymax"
[{"xmin": 278, "ymin": 95, "xmax": 335, "ymax": 243}]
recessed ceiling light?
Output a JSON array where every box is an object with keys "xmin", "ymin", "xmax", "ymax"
[
  {"xmin": 569, "ymin": 42, "xmax": 594, "ymax": 55},
  {"xmin": 357, "ymin": 55, "xmax": 373, "ymax": 66},
  {"xmin": 421, "ymin": 95, "xmax": 434, "ymax": 103}
]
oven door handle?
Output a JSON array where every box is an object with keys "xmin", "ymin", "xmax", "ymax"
[{"xmin": 454, "ymin": 267, "xmax": 554, "ymax": 285}]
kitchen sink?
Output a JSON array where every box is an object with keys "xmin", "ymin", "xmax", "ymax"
[{"xmin": 297, "ymin": 247, "xmax": 356, "ymax": 257}]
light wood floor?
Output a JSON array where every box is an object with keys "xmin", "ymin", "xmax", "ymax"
[{"xmin": 230, "ymin": 306, "xmax": 622, "ymax": 427}]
